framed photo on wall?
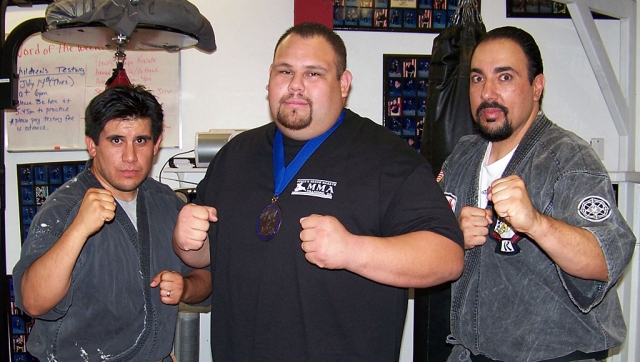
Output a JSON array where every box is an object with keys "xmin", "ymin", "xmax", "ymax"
[
  {"xmin": 8, "ymin": 275, "xmax": 39, "ymax": 362},
  {"xmin": 506, "ymin": 0, "xmax": 613, "ymax": 19},
  {"xmin": 17, "ymin": 160, "xmax": 87, "ymax": 244},
  {"xmin": 334, "ymin": 0, "xmax": 480, "ymax": 33},
  {"xmin": 383, "ymin": 54, "xmax": 430, "ymax": 152}
]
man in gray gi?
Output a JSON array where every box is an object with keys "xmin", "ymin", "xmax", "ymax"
[
  {"xmin": 439, "ymin": 26, "xmax": 636, "ymax": 361},
  {"xmin": 13, "ymin": 85, "xmax": 212, "ymax": 361}
]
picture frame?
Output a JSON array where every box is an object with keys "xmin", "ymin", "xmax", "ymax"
[
  {"xmin": 7, "ymin": 275, "xmax": 39, "ymax": 362},
  {"xmin": 506, "ymin": 0, "xmax": 613, "ymax": 19},
  {"xmin": 17, "ymin": 160, "xmax": 87, "ymax": 244},
  {"xmin": 334, "ymin": 0, "xmax": 480, "ymax": 33},
  {"xmin": 383, "ymin": 54, "xmax": 431, "ymax": 152}
]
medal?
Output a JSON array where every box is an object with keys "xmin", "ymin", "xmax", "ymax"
[
  {"xmin": 256, "ymin": 200, "xmax": 282, "ymax": 241},
  {"xmin": 255, "ymin": 110, "xmax": 346, "ymax": 241}
]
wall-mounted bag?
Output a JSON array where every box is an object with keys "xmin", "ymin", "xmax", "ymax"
[
  {"xmin": 415, "ymin": 2, "xmax": 484, "ymax": 361},
  {"xmin": 420, "ymin": 0, "xmax": 485, "ymax": 176}
]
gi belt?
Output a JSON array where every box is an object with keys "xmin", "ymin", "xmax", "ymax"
[{"xmin": 470, "ymin": 350, "xmax": 609, "ymax": 362}]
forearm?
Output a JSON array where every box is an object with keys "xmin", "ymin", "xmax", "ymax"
[
  {"xmin": 180, "ymin": 269, "xmax": 212, "ymax": 304},
  {"xmin": 346, "ymin": 231, "xmax": 464, "ymax": 288},
  {"xmin": 528, "ymin": 214, "xmax": 608, "ymax": 282},
  {"xmin": 172, "ymin": 237, "xmax": 211, "ymax": 268},
  {"xmin": 21, "ymin": 224, "xmax": 88, "ymax": 315}
]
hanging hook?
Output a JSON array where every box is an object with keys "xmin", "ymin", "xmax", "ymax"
[
  {"xmin": 105, "ymin": 33, "xmax": 133, "ymax": 87},
  {"xmin": 112, "ymin": 33, "xmax": 130, "ymax": 69}
]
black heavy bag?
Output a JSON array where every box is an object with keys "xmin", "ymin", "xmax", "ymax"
[
  {"xmin": 420, "ymin": 0, "xmax": 485, "ymax": 177},
  {"xmin": 415, "ymin": 2, "xmax": 484, "ymax": 362}
]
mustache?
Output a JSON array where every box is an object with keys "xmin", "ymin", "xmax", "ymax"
[
  {"xmin": 280, "ymin": 94, "xmax": 311, "ymax": 104},
  {"xmin": 475, "ymin": 102, "xmax": 509, "ymax": 119}
]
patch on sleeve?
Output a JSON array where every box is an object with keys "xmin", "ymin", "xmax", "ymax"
[
  {"xmin": 444, "ymin": 192, "xmax": 457, "ymax": 212},
  {"xmin": 577, "ymin": 196, "xmax": 612, "ymax": 222},
  {"xmin": 436, "ymin": 170, "xmax": 444, "ymax": 183}
]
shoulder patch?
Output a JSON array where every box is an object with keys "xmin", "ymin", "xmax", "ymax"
[{"xmin": 577, "ymin": 196, "xmax": 612, "ymax": 222}]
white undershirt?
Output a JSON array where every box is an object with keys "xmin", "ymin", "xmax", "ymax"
[
  {"xmin": 116, "ymin": 196, "xmax": 138, "ymax": 230},
  {"xmin": 478, "ymin": 143, "xmax": 517, "ymax": 208}
]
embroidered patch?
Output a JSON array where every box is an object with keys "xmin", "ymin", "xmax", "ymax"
[
  {"xmin": 490, "ymin": 218, "xmax": 521, "ymax": 255},
  {"xmin": 444, "ymin": 192, "xmax": 457, "ymax": 212},
  {"xmin": 291, "ymin": 179, "xmax": 337, "ymax": 199},
  {"xmin": 577, "ymin": 196, "xmax": 612, "ymax": 222}
]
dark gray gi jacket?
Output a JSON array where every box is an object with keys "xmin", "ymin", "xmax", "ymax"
[
  {"xmin": 440, "ymin": 112, "xmax": 635, "ymax": 361},
  {"xmin": 13, "ymin": 169, "xmax": 190, "ymax": 361}
]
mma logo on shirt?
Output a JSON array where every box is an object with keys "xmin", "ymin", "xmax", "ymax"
[{"xmin": 291, "ymin": 179, "xmax": 337, "ymax": 199}]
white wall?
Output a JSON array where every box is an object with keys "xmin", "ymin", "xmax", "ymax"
[{"xmin": 3, "ymin": 1, "xmax": 637, "ymax": 361}]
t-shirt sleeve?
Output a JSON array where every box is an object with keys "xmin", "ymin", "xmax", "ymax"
[{"xmin": 381, "ymin": 162, "xmax": 464, "ymax": 248}]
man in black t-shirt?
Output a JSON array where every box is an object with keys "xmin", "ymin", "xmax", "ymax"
[{"xmin": 173, "ymin": 22, "xmax": 464, "ymax": 361}]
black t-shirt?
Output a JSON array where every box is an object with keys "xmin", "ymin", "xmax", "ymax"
[{"xmin": 197, "ymin": 109, "xmax": 462, "ymax": 361}]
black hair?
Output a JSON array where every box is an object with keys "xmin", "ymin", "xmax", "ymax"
[
  {"xmin": 274, "ymin": 22, "xmax": 347, "ymax": 79},
  {"xmin": 85, "ymin": 84, "xmax": 164, "ymax": 144}
]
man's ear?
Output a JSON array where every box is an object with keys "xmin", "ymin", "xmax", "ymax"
[
  {"xmin": 86, "ymin": 136, "xmax": 97, "ymax": 158},
  {"xmin": 533, "ymin": 73, "xmax": 545, "ymax": 102},
  {"xmin": 340, "ymin": 70, "xmax": 353, "ymax": 98},
  {"xmin": 266, "ymin": 65, "xmax": 273, "ymax": 91},
  {"xmin": 153, "ymin": 134, "xmax": 163, "ymax": 156}
]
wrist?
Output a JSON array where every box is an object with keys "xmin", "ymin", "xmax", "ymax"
[{"xmin": 525, "ymin": 211, "xmax": 549, "ymax": 239}]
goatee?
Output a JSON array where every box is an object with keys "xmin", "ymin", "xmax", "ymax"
[
  {"xmin": 474, "ymin": 101, "xmax": 513, "ymax": 142},
  {"xmin": 276, "ymin": 95, "xmax": 313, "ymax": 131}
]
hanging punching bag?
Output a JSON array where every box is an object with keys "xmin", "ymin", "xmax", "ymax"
[
  {"xmin": 415, "ymin": 2, "xmax": 484, "ymax": 361},
  {"xmin": 420, "ymin": 0, "xmax": 485, "ymax": 177}
]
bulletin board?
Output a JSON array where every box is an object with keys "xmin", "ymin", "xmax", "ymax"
[{"xmin": 4, "ymin": 34, "xmax": 181, "ymax": 152}]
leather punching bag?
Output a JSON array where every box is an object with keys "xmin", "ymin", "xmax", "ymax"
[
  {"xmin": 420, "ymin": 0, "xmax": 485, "ymax": 177},
  {"xmin": 415, "ymin": 2, "xmax": 484, "ymax": 361}
]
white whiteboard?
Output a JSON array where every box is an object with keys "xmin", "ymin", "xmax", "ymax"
[{"xmin": 5, "ymin": 34, "xmax": 180, "ymax": 152}]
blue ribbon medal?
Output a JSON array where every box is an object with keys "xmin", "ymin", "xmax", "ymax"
[{"xmin": 256, "ymin": 111, "xmax": 345, "ymax": 241}]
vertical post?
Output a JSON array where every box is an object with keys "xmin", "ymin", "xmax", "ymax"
[{"xmin": 2, "ymin": 7, "xmax": 48, "ymax": 362}]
